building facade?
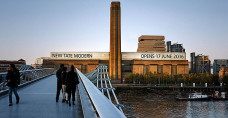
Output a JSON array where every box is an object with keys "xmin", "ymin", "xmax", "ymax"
[
  {"xmin": 213, "ymin": 59, "xmax": 228, "ymax": 74},
  {"xmin": 190, "ymin": 52, "xmax": 211, "ymax": 74},
  {"xmin": 166, "ymin": 41, "xmax": 185, "ymax": 52},
  {"xmin": 219, "ymin": 67, "xmax": 228, "ymax": 82},
  {"xmin": 42, "ymin": 52, "xmax": 189, "ymax": 79},
  {"xmin": 137, "ymin": 35, "xmax": 166, "ymax": 52}
]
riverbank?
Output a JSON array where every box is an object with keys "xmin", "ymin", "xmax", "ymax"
[{"xmin": 112, "ymin": 83, "xmax": 227, "ymax": 92}]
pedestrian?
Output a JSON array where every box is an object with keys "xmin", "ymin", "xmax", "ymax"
[
  {"xmin": 66, "ymin": 65, "xmax": 79, "ymax": 106},
  {"xmin": 6, "ymin": 64, "xmax": 20, "ymax": 106},
  {"xmin": 61, "ymin": 67, "xmax": 68, "ymax": 103},
  {"xmin": 56, "ymin": 64, "xmax": 64, "ymax": 102}
]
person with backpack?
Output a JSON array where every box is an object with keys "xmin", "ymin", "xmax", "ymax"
[
  {"xmin": 66, "ymin": 65, "xmax": 79, "ymax": 106},
  {"xmin": 6, "ymin": 64, "xmax": 20, "ymax": 106}
]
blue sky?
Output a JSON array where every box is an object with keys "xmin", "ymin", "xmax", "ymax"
[{"xmin": 0, "ymin": 0, "xmax": 228, "ymax": 64}]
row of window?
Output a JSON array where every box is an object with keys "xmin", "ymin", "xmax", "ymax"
[{"xmin": 121, "ymin": 65, "xmax": 178, "ymax": 75}]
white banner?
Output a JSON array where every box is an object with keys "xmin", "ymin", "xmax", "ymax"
[
  {"xmin": 50, "ymin": 52, "xmax": 109, "ymax": 60},
  {"xmin": 50, "ymin": 52, "xmax": 186, "ymax": 60},
  {"xmin": 122, "ymin": 52, "xmax": 186, "ymax": 60}
]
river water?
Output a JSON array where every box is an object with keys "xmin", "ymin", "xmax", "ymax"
[{"xmin": 116, "ymin": 89, "xmax": 228, "ymax": 118}]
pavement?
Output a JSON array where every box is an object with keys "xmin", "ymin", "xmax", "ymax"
[{"xmin": 0, "ymin": 75, "xmax": 83, "ymax": 118}]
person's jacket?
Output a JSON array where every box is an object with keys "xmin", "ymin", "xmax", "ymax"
[
  {"xmin": 56, "ymin": 69, "xmax": 62, "ymax": 84},
  {"xmin": 61, "ymin": 70, "xmax": 67, "ymax": 85},
  {"xmin": 66, "ymin": 71, "xmax": 79, "ymax": 88},
  {"xmin": 6, "ymin": 69, "xmax": 20, "ymax": 87}
]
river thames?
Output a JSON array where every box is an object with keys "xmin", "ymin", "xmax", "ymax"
[{"xmin": 116, "ymin": 89, "xmax": 228, "ymax": 118}]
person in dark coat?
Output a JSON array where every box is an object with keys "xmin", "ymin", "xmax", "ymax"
[
  {"xmin": 66, "ymin": 65, "xmax": 79, "ymax": 106},
  {"xmin": 6, "ymin": 64, "xmax": 20, "ymax": 106},
  {"xmin": 61, "ymin": 67, "xmax": 67, "ymax": 103},
  {"xmin": 56, "ymin": 64, "xmax": 64, "ymax": 102}
]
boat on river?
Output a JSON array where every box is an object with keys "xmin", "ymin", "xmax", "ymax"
[{"xmin": 176, "ymin": 92, "xmax": 211, "ymax": 101}]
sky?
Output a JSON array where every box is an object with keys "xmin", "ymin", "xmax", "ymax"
[{"xmin": 0, "ymin": 0, "xmax": 228, "ymax": 65}]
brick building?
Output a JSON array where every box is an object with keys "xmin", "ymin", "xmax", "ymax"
[
  {"xmin": 137, "ymin": 35, "xmax": 166, "ymax": 52},
  {"xmin": 40, "ymin": 2, "xmax": 189, "ymax": 79}
]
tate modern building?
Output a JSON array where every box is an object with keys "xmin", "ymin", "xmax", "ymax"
[{"xmin": 40, "ymin": 2, "xmax": 189, "ymax": 79}]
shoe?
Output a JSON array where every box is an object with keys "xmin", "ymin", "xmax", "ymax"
[
  {"xmin": 16, "ymin": 99, "xmax": 20, "ymax": 104},
  {"xmin": 66, "ymin": 100, "xmax": 68, "ymax": 104},
  {"xmin": 72, "ymin": 101, "xmax": 75, "ymax": 105},
  {"xmin": 56, "ymin": 99, "xmax": 58, "ymax": 102},
  {"xmin": 8, "ymin": 103, "xmax": 12, "ymax": 106},
  {"xmin": 62, "ymin": 99, "xmax": 65, "ymax": 103},
  {"xmin": 69, "ymin": 102, "xmax": 71, "ymax": 107}
]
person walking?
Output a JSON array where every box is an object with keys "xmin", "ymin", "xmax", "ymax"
[
  {"xmin": 61, "ymin": 67, "xmax": 68, "ymax": 103},
  {"xmin": 6, "ymin": 64, "xmax": 20, "ymax": 106},
  {"xmin": 66, "ymin": 65, "xmax": 79, "ymax": 106},
  {"xmin": 56, "ymin": 64, "xmax": 64, "ymax": 102}
]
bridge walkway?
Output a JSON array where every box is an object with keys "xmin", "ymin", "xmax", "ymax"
[{"xmin": 0, "ymin": 75, "xmax": 83, "ymax": 118}]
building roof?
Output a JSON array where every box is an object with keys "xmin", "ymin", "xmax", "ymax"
[{"xmin": 138, "ymin": 35, "xmax": 165, "ymax": 42}]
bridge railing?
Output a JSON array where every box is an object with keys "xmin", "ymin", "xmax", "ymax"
[
  {"xmin": 0, "ymin": 68, "xmax": 54, "ymax": 91},
  {"xmin": 76, "ymin": 68, "xmax": 126, "ymax": 118}
]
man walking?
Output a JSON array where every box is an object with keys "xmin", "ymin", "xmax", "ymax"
[
  {"xmin": 56, "ymin": 64, "xmax": 64, "ymax": 102},
  {"xmin": 6, "ymin": 64, "xmax": 20, "ymax": 106},
  {"xmin": 66, "ymin": 65, "xmax": 79, "ymax": 106}
]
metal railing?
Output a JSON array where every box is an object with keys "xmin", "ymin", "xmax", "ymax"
[
  {"xmin": 0, "ymin": 68, "xmax": 54, "ymax": 91},
  {"xmin": 95, "ymin": 66, "xmax": 124, "ymax": 112},
  {"xmin": 76, "ymin": 68, "xmax": 126, "ymax": 118}
]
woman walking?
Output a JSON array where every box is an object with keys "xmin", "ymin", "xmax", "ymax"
[
  {"xmin": 6, "ymin": 64, "xmax": 20, "ymax": 106},
  {"xmin": 66, "ymin": 65, "xmax": 79, "ymax": 106}
]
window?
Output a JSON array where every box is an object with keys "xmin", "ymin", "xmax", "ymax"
[
  {"xmin": 157, "ymin": 65, "xmax": 163, "ymax": 73},
  {"xmin": 172, "ymin": 65, "xmax": 177, "ymax": 75}
]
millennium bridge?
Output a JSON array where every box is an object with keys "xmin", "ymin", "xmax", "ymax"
[{"xmin": 0, "ymin": 65, "xmax": 126, "ymax": 118}]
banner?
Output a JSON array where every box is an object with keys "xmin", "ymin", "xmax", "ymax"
[{"xmin": 50, "ymin": 52, "xmax": 186, "ymax": 60}]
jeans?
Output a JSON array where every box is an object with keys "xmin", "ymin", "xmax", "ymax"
[{"xmin": 9, "ymin": 87, "xmax": 19, "ymax": 104}]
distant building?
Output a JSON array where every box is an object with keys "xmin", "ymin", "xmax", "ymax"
[
  {"xmin": 31, "ymin": 58, "xmax": 45, "ymax": 69},
  {"xmin": 213, "ymin": 59, "xmax": 228, "ymax": 74},
  {"xmin": 137, "ymin": 35, "xmax": 166, "ymax": 52},
  {"xmin": 166, "ymin": 41, "xmax": 185, "ymax": 52},
  {"xmin": 190, "ymin": 52, "xmax": 211, "ymax": 74},
  {"xmin": 35, "ymin": 58, "xmax": 43, "ymax": 64},
  {"xmin": 0, "ymin": 59, "xmax": 26, "ymax": 72},
  {"xmin": 219, "ymin": 67, "xmax": 228, "ymax": 82}
]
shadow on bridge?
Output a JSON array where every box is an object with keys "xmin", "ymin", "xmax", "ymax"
[{"xmin": 0, "ymin": 75, "xmax": 83, "ymax": 118}]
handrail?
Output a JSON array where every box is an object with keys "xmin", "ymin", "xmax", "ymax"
[
  {"xmin": 0, "ymin": 68, "xmax": 54, "ymax": 91},
  {"xmin": 76, "ymin": 68, "xmax": 126, "ymax": 118}
]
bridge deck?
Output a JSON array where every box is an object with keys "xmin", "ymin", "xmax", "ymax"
[{"xmin": 0, "ymin": 75, "xmax": 83, "ymax": 118}]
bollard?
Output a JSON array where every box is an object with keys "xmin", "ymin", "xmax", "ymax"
[
  {"xmin": 221, "ymin": 92, "xmax": 226, "ymax": 99},
  {"xmin": 205, "ymin": 83, "xmax": 207, "ymax": 87},
  {"xmin": 181, "ymin": 83, "xmax": 183, "ymax": 87},
  {"xmin": 193, "ymin": 83, "xmax": 195, "ymax": 87},
  {"xmin": 215, "ymin": 91, "xmax": 219, "ymax": 98}
]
